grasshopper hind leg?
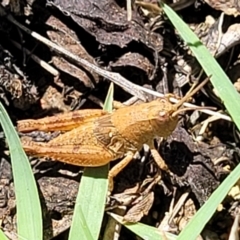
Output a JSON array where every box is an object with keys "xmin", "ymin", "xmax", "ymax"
[{"xmin": 21, "ymin": 139, "xmax": 114, "ymax": 167}]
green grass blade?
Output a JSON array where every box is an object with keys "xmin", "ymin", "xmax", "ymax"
[
  {"xmin": 103, "ymin": 82, "xmax": 114, "ymax": 112},
  {"xmin": 69, "ymin": 83, "xmax": 114, "ymax": 240},
  {"xmin": 177, "ymin": 162, "xmax": 240, "ymax": 240},
  {"xmin": 0, "ymin": 229, "xmax": 9, "ymax": 240},
  {"xmin": 109, "ymin": 213, "xmax": 177, "ymax": 240},
  {"xmin": 68, "ymin": 166, "xmax": 109, "ymax": 240},
  {"xmin": 161, "ymin": 2, "xmax": 240, "ymax": 131},
  {"xmin": 0, "ymin": 101, "xmax": 42, "ymax": 240},
  {"xmin": 160, "ymin": 3, "xmax": 240, "ymax": 239}
]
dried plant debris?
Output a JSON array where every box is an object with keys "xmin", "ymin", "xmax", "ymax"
[
  {"xmin": 0, "ymin": 158, "xmax": 17, "ymax": 240},
  {"xmin": 47, "ymin": 0, "xmax": 163, "ymax": 77},
  {"xmin": 40, "ymin": 85, "xmax": 70, "ymax": 113},
  {"xmin": 0, "ymin": 156, "xmax": 80, "ymax": 239},
  {"xmin": 173, "ymin": 15, "xmax": 240, "ymax": 87},
  {"xmin": 0, "ymin": 44, "xmax": 38, "ymax": 110},
  {"xmin": 194, "ymin": 17, "xmax": 240, "ymax": 58},
  {"xmin": 123, "ymin": 175, "xmax": 160, "ymax": 222},
  {"xmin": 1, "ymin": 0, "xmax": 37, "ymax": 15},
  {"xmin": 109, "ymin": 175, "xmax": 160, "ymax": 223},
  {"xmin": 123, "ymin": 191, "xmax": 154, "ymax": 222},
  {"xmin": 204, "ymin": 0, "xmax": 240, "ymax": 16},
  {"xmin": 110, "ymin": 52, "xmax": 154, "ymax": 78},
  {"xmin": 46, "ymin": 15, "xmax": 100, "ymax": 89},
  {"xmin": 160, "ymin": 126, "xmax": 233, "ymax": 205},
  {"xmin": 47, "ymin": 0, "xmax": 162, "ymax": 48},
  {"xmin": 38, "ymin": 175, "xmax": 79, "ymax": 239},
  {"xmin": 174, "ymin": 198, "xmax": 197, "ymax": 231}
]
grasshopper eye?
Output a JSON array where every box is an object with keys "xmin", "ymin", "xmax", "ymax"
[
  {"xmin": 158, "ymin": 98, "xmax": 169, "ymax": 117},
  {"xmin": 159, "ymin": 110, "xmax": 166, "ymax": 117},
  {"xmin": 159, "ymin": 99, "xmax": 167, "ymax": 103}
]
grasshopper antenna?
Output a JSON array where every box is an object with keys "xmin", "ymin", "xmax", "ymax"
[
  {"xmin": 172, "ymin": 76, "xmax": 214, "ymax": 117},
  {"xmin": 173, "ymin": 76, "xmax": 211, "ymax": 109}
]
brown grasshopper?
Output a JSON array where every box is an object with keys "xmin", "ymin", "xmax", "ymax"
[{"xmin": 17, "ymin": 78, "xmax": 211, "ymax": 190}]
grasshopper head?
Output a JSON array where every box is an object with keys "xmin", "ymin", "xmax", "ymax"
[
  {"xmin": 151, "ymin": 76, "xmax": 211, "ymax": 138},
  {"xmin": 150, "ymin": 98, "xmax": 179, "ymax": 138}
]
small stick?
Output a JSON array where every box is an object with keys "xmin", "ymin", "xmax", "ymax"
[
  {"xmin": 1, "ymin": 6, "xmax": 232, "ymax": 122},
  {"xmin": 11, "ymin": 40, "xmax": 59, "ymax": 78},
  {"xmin": 1, "ymin": 6, "xmax": 147, "ymax": 101}
]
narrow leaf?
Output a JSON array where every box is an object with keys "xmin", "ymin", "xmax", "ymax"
[
  {"xmin": 69, "ymin": 83, "xmax": 114, "ymax": 240},
  {"xmin": 160, "ymin": 3, "xmax": 240, "ymax": 240},
  {"xmin": 161, "ymin": 2, "xmax": 240, "ymax": 130},
  {"xmin": 177, "ymin": 162, "xmax": 240, "ymax": 240},
  {"xmin": 0, "ymin": 229, "xmax": 9, "ymax": 240},
  {"xmin": 0, "ymin": 101, "xmax": 42, "ymax": 240},
  {"xmin": 109, "ymin": 213, "xmax": 177, "ymax": 240}
]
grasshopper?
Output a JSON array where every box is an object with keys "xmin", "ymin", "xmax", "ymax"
[{"xmin": 17, "ymin": 78, "xmax": 210, "ymax": 190}]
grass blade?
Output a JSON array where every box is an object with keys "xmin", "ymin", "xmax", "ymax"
[
  {"xmin": 0, "ymin": 229, "xmax": 9, "ymax": 240},
  {"xmin": 177, "ymin": 162, "xmax": 240, "ymax": 240},
  {"xmin": 0, "ymin": 101, "xmax": 42, "ymax": 240},
  {"xmin": 109, "ymin": 213, "xmax": 177, "ymax": 240},
  {"xmin": 160, "ymin": 3, "xmax": 240, "ymax": 239},
  {"xmin": 161, "ymin": 2, "xmax": 240, "ymax": 130},
  {"xmin": 103, "ymin": 82, "xmax": 114, "ymax": 111},
  {"xmin": 68, "ymin": 166, "xmax": 109, "ymax": 240},
  {"xmin": 69, "ymin": 83, "xmax": 114, "ymax": 240}
]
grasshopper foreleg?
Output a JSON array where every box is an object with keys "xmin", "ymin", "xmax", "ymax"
[
  {"xmin": 148, "ymin": 142, "xmax": 169, "ymax": 172},
  {"xmin": 108, "ymin": 152, "xmax": 135, "ymax": 191}
]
